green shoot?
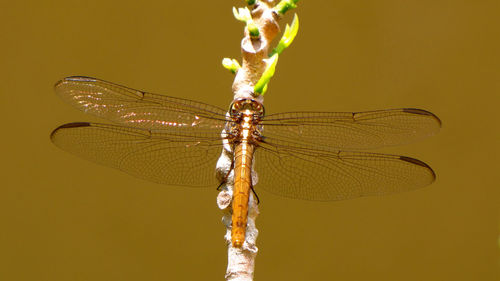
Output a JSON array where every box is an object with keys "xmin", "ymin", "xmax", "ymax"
[
  {"xmin": 254, "ymin": 53, "xmax": 279, "ymax": 95},
  {"xmin": 222, "ymin": 58, "xmax": 241, "ymax": 74}
]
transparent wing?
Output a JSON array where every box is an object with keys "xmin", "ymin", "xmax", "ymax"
[
  {"xmin": 261, "ymin": 109, "xmax": 441, "ymax": 150},
  {"xmin": 50, "ymin": 122, "xmax": 224, "ymax": 187},
  {"xmin": 254, "ymin": 139, "xmax": 435, "ymax": 201},
  {"xmin": 55, "ymin": 76, "xmax": 228, "ymax": 130}
]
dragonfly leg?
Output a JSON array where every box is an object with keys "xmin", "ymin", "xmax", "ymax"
[
  {"xmin": 250, "ymin": 185, "xmax": 260, "ymax": 204},
  {"xmin": 216, "ymin": 181, "xmax": 225, "ymax": 191},
  {"xmin": 217, "ymin": 159, "xmax": 235, "ymax": 191}
]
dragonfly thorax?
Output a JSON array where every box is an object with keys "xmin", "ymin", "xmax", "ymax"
[{"xmin": 227, "ymin": 99, "xmax": 264, "ymax": 145}]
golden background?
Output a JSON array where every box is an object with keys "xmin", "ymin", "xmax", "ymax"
[{"xmin": 1, "ymin": 1, "xmax": 498, "ymax": 280}]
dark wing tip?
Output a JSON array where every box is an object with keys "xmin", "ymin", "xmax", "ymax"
[
  {"xmin": 399, "ymin": 155, "xmax": 436, "ymax": 181},
  {"xmin": 50, "ymin": 122, "xmax": 91, "ymax": 140},
  {"xmin": 54, "ymin": 76, "xmax": 98, "ymax": 89},
  {"xmin": 402, "ymin": 108, "xmax": 442, "ymax": 128}
]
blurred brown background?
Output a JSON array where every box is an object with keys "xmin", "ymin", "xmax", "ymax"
[{"xmin": 1, "ymin": 1, "xmax": 499, "ymax": 280}]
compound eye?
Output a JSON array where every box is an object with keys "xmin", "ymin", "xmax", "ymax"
[
  {"xmin": 229, "ymin": 98, "xmax": 246, "ymax": 113},
  {"xmin": 252, "ymin": 101, "xmax": 264, "ymax": 116},
  {"xmin": 229, "ymin": 101, "xmax": 239, "ymax": 116}
]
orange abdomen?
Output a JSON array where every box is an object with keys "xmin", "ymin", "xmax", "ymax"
[{"xmin": 231, "ymin": 142, "xmax": 254, "ymax": 247}]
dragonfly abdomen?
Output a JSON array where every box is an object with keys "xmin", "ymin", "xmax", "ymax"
[{"xmin": 231, "ymin": 142, "xmax": 255, "ymax": 248}]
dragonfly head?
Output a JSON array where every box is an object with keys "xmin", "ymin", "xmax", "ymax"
[{"xmin": 229, "ymin": 98, "xmax": 265, "ymax": 119}]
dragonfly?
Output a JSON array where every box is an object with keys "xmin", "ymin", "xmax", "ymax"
[{"xmin": 51, "ymin": 76, "xmax": 441, "ymax": 247}]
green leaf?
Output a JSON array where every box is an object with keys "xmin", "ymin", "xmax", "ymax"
[
  {"xmin": 233, "ymin": 6, "xmax": 260, "ymax": 39},
  {"xmin": 222, "ymin": 58, "xmax": 241, "ymax": 74},
  {"xmin": 254, "ymin": 54, "xmax": 279, "ymax": 95},
  {"xmin": 270, "ymin": 13, "xmax": 299, "ymax": 56},
  {"xmin": 274, "ymin": 0, "xmax": 299, "ymax": 15},
  {"xmin": 233, "ymin": 7, "xmax": 251, "ymax": 22}
]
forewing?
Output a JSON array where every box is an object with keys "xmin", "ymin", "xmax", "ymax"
[
  {"xmin": 55, "ymin": 76, "xmax": 228, "ymax": 130},
  {"xmin": 261, "ymin": 109, "xmax": 441, "ymax": 150},
  {"xmin": 254, "ymin": 140, "xmax": 435, "ymax": 201},
  {"xmin": 50, "ymin": 122, "xmax": 224, "ymax": 187}
]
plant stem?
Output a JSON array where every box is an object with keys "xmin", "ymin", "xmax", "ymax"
[{"xmin": 216, "ymin": 1, "xmax": 299, "ymax": 280}]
